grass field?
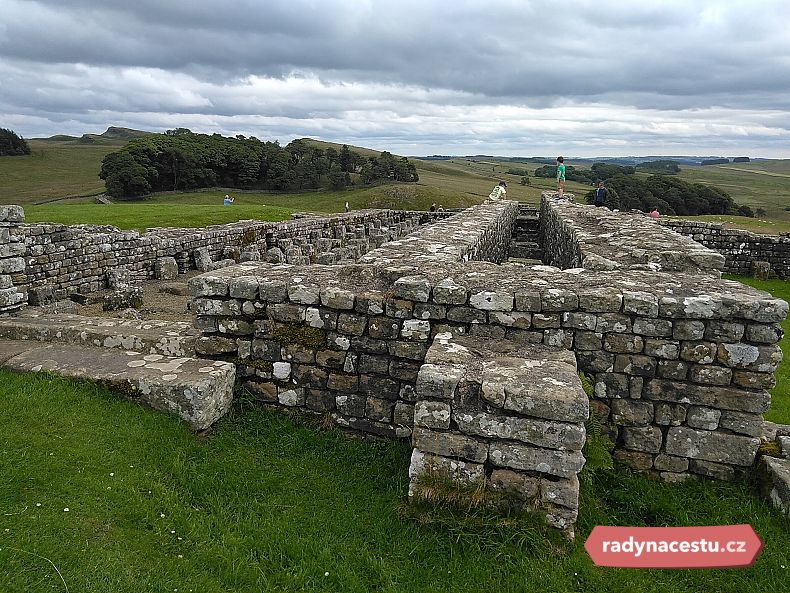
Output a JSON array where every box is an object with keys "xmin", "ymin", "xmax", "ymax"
[
  {"xmin": 2, "ymin": 370, "xmax": 789, "ymax": 593},
  {"xmin": 0, "ymin": 141, "xmax": 117, "ymax": 203}
]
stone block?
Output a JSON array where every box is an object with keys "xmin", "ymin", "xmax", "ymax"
[
  {"xmin": 643, "ymin": 339, "xmax": 680, "ymax": 360},
  {"xmin": 540, "ymin": 476, "xmax": 579, "ymax": 509},
  {"xmin": 320, "ymin": 287, "xmax": 356, "ymax": 309},
  {"xmin": 336, "ymin": 393, "xmax": 366, "ymax": 417},
  {"xmin": 632, "ymin": 318, "xmax": 673, "ymax": 338},
  {"xmin": 416, "ymin": 363, "xmax": 464, "ymax": 400},
  {"xmin": 665, "ymin": 426, "xmax": 758, "ymax": 466},
  {"xmin": 414, "ymin": 400, "xmax": 452, "ymax": 429},
  {"xmin": 394, "ymin": 275, "xmax": 430, "ymax": 302},
  {"xmin": 102, "ymin": 287, "xmax": 143, "ymax": 311},
  {"xmin": 412, "ymin": 427, "xmax": 488, "ymax": 463},
  {"xmin": 229, "ymin": 277, "xmax": 259, "ymax": 300},
  {"xmin": 679, "ymin": 341, "xmax": 716, "ymax": 364},
  {"xmin": 759, "ymin": 456, "xmax": 790, "ymax": 513},
  {"xmin": 489, "ymin": 443, "xmax": 585, "ymax": 478},
  {"xmin": 613, "ymin": 354, "xmax": 656, "ymax": 377},
  {"xmin": 653, "ymin": 454, "xmax": 689, "ymax": 473},
  {"xmin": 611, "ymin": 399, "xmax": 653, "ymax": 426},
  {"xmin": 433, "ymin": 277, "xmax": 467, "ymax": 305},
  {"xmin": 622, "ymin": 291, "xmax": 659, "ymax": 317},
  {"xmin": 686, "ymin": 406, "xmax": 721, "ymax": 430},
  {"xmin": 154, "ymin": 257, "xmax": 179, "ymax": 281},
  {"xmin": 644, "ymin": 379, "xmax": 770, "ymax": 414},
  {"xmin": 454, "ymin": 410, "xmax": 585, "ymax": 451},
  {"xmin": 604, "ymin": 334, "xmax": 644, "ymax": 354},
  {"xmin": 622, "ymin": 426, "xmax": 662, "ymax": 453},
  {"xmin": 689, "ymin": 459, "xmax": 735, "ymax": 481},
  {"xmin": 365, "ymin": 396, "xmax": 394, "ymax": 422},
  {"xmin": 718, "ymin": 410, "xmax": 763, "ymax": 437},
  {"xmin": 540, "ymin": 289, "xmax": 578, "ymax": 312},
  {"xmin": 688, "ymin": 364, "xmax": 732, "ymax": 386},
  {"xmin": 673, "ymin": 320, "xmax": 705, "ymax": 341},
  {"xmin": 489, "ymin": 469, "xmax": 539, "ymax": 499}
]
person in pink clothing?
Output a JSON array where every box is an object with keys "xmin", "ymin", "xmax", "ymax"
[{"xmin": 649, "ymin": 208, "xmax": 660, "ymax": 219}]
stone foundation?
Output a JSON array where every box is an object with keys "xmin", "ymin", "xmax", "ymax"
[
  {"xmin": 189, "ymin": 196, "xmax": 787, "ymax": 494},
  {"xmin": 408, "ymin": 332, "xmax": 587, "ymax": 533}
]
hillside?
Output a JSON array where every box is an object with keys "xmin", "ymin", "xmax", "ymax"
[{"xmin": 34, "ymin": 126, "xmax": 153, "ymax": 147}]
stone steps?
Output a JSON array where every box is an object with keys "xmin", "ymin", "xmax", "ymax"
[
  {"xmin": 509, "ymin": 242, "xmax": 544, "ymax": 260},
  {"xmin": 0, "ymin": 339, "xmax": 235, "ymax": 431},
  {"xmin": 0, "ymin": 313, "xmax": 198, "ymax": 357}
]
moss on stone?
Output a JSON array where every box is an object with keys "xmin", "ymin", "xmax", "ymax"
[{"xmin": 271, "ymin": 324, "xmax": 326, "ymax": 349}]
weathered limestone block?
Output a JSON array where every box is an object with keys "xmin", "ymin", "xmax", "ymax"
[
  {"xmin": 412, "ymin": 427, "xmax": 488, "ymax": 463},
  {"xmin": 194, "ymin": 247, "xmax": 214, "ymax": 272},
  {"xmin": 453, "ymin": 410, "xmax": 585, "ymax": 450},
  {"xmin": 759, "ymin": 456, "xmax": 790, "ymax": 513},
  {"xmin": 488, "ymin": 443, "xmax": 585, "ymax": 479},
  {"xmin": 665, "ymin": 426, "xmax": 759, "ymax": 466},
  {"xmin": 415, "ymin": 363, "xmax": 464, "ymax": 400},
  {"xmin": 644, "ymin": 379, "xmax": 770, "ymax": 413},
  {"xmin": 102, "ymin": 286, "xmax": 143, "ymax": 311},
  {"xmin": 155, "ymin": 256, "xmax": 179, "ymax": 280}
]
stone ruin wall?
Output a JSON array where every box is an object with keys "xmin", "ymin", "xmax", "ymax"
[
  {"xmin": 189, "ymin": 195, "xmax": 787, "ymax": 485},
  {"xmin": 0, "ymin": 208, "xmax": 448, "ymax": 303},
  {"xmin": 660, "ymin": 219, "xmax": 790, "ymax": 279}
]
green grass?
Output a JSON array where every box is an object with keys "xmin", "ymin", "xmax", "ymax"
[
  {"xmin": 23, "ymin": 201, "xmax": 295, "ymax": 230},
  {"xmin": 1, "ymin": 370, "xmax": 789, "ymax": 593},
  {"xmin": 724, "ymin": 275, "xmax": 790, "ymax": 424},
  {"xmin": 0, "ymin": 141, "xmax": 117, "ymax": 203}
]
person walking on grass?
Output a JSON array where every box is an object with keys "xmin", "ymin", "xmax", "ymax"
[
  {"xmin": 489, "ymin": 181, "xmax": 507, "ymax": 200},
  {"xmin": 556, "ymin": 156, "xmax": 566, "ymax": 197}
]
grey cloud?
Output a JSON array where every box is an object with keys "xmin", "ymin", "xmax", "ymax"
[{"xmin": 1, "ymin": 0, "xmax": 789, "ymax": 155}]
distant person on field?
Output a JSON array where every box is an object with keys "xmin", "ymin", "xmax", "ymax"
[
  {"xmin": 649, "ymin": 208, "xmax": 660, "ymax": 219},
  {"xmin": 344, "ymin": 201, "xmax": 350, "ymax": 212},
  {"xmin": 223, "ymin": 194, "xmax": 234, "ymax": 205},
  {"xmin": 594, "ymin": 181, "xmax": 607, "ymax": 207},
  {"xmin": 489, "ymin": 181, "xmax": 507, "ymax": 200},
  {"xmin": 429, "ymin": 203, "xmax": 437, "ymax": 212},
  {"xmin": 556, "ymin": 156, "xmax": 566, "ymax": 197}
]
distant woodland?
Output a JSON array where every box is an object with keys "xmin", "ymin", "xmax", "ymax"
[
  {"xmin": 0, "ymin": 128, "xmax": 31, "ymax": 156},
  {"xmin": 100, "ymin": 129, "xmax": 419, "ymax": 198}
]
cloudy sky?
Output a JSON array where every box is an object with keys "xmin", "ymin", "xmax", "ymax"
[{"xmin": 1, "ymin": 0, "xmax": 789, "ymax": 157}]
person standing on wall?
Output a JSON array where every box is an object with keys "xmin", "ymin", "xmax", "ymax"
[
  {"xmin": 344, "ymin": 201, "xmax": 350, "ymax": 212},
  {"xmin": 489, "ymin": 181, "xmax": 507, "ymax": 200},
  {"xmin": 594, "ymin": 181, "xmax": 607, "ymax": 207},
  {"xmin": 556, "ymin": 157, "xmax": 566, "ymax": 198}
]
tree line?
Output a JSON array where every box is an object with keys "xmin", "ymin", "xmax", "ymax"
[
  {"xmin": 534, "ymin": 162, "xmax": 636, "ymax": 183},
  {"xmin": 0, "ymin": 128, "xmax": 31, "ymax": 156},
  {"xmin": 99, "ymin": 129, "xmax": 419, "ymax": 198},
  {"xmin": 583, "ymin": 174, "xmax": 751, "ymax": 216}
]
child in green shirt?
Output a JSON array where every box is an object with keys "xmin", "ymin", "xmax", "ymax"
[{"xmin": 556, "ymin": 156, "xmax": 566, "ymax": 197}]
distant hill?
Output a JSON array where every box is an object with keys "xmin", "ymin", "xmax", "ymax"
[
  {"xmin": 302, "ymin": 138, "xmax": 383, "ymax": 158},
  {"xmin": 34, "ymin": 126, "xmax": 153, "ymax": 147}
]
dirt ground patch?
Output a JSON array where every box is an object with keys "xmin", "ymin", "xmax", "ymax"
[{"xmin": 77, "ymin": 271, "xmax": 200, "ymax": 322}]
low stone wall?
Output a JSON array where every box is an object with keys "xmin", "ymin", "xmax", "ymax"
[
  {"xmin": 189, "ymin": 198, "xmax": 787, "ymax": 484},
  {"xmin": 8, "ymin": 209, "xmax": 438, "ymax": 300},
  {"xmin": 0, "ymin": 206, "xmax": 27, "ymax": 312},
  {"xmin": 661, "ymin": 219, "xmax": 790, "ymax": 279},
  {"xmin": 409, "ymin": 332, "xmax": 587, "ymax": 532},
  {"xmin": 541, "ymin": 193, "xmax": 725, "ymax": 273}
]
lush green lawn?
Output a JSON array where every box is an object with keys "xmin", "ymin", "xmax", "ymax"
[
  {"xmin": 725, "ymin": 275, "xmax": 790, "ymax": 424},
  {"xmin": 1, "ymin": 370, "xmax": 789, "ymax": 593},
  {"xmin": 0, "ymin": 141, "xmax": 116, "ymax": 203}
]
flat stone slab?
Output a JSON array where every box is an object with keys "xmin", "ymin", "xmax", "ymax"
[
  {"xmin": 0, "ymin": 312, "xmax": 198, "ymax": 357},
  {"xmin": 760, "ymin": 456, "xmax": 790, "ymax": 514},
  {"xmin": 2, "ymin": 342, "xmax": 235, "ymax": 431},
  {"xmin": 0, "ymin": 339, "xmax": 39, "ymax": 363}
]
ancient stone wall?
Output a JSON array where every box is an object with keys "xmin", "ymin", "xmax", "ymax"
[
  {"xmin": 11, "ymin": 209, "xmax": 437, "ymax": 300},
  {"xmin": 189, "ymin": 198, "xmax": 787, "ymax": 483},
  {"xmin": 660, "ymin": 219, "xmax": 790, "ymax": 279},
  {"xmin": 0, "ymin": 206, "xmax": 27, "ymax": 312},
  {"xmin": 541, "ymin": 194, "xmax": 726, "ymax": 273}
]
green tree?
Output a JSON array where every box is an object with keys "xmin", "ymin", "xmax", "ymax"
[{"xmin": 0, "ymin": 128, "xmax": 31, "ymax": 156}]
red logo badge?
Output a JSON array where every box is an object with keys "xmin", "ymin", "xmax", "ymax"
[{"xmin": 584, "ymin": 525, "xmax": 763, "ymax": 568}]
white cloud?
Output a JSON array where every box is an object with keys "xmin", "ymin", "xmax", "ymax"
[{"xmin": 0, "ymin": 0, "xmax": 788, "ymax": 156}]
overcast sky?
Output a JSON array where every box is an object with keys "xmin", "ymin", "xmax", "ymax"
[{"xmin": 1, "ymin": 0, "xmax": 789, "ymax": 157}]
